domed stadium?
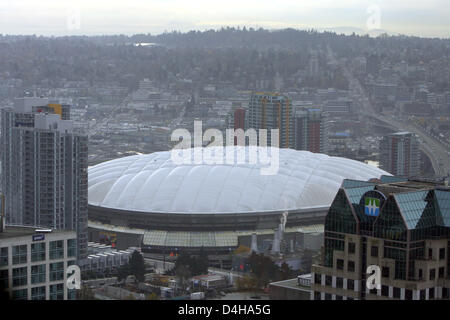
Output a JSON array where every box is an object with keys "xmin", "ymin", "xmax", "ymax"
[{"xmin": 87, "ymin": 147, "xmax": 390, "ymax": 256}]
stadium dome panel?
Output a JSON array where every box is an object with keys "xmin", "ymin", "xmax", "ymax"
[{"xmin": 88, "ymin": 147, "xmax": 390, "ymax": 214}]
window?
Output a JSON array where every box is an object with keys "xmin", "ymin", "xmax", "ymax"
[
  {"xmin": 337, "ymin": 259, "xmax": 344, "ymax": 270},
  {"xmin": 336, "ymin": 295, "xmax": 343, "ymax": 300},
  {"xmin": 405, "ymin": 289, "xmax": 412, "ymax": 300},
  {"xmin": 325, "ymin": 275, "xmax": 332, "ymax": 286},
  {"xmin": 49, "ymin": 262, "xmax": 64, "ymax": 281},
  {"xmin": 0, "ymin": 270, "xmax": 8, "ymax": 289},
  {"xmin": 12, "ymin": 289, "xmax": 28, "ymax": 300},
  {"xmin": 49, "ymin": 240, "xmax": 64, "ymax": 260},
  {"xmin": 347, "ymin": 279, "xmax": 354, "ymax": 290},
  {"xmin": 371, "ymin": 246, "xmax": 378, "ymax": 257},
  {"xmin": 31, "ymin": 264, "xmax": 46, "ymax": 284},
  {"xmin": 348, "ymin": 261, "xmax": 355, "ymax": 272},
  {"xmin": 324, "ymin": 293, "xmax": 332, "ymax": 300},
  {"xmin": 393, "ymin": 287, "xmax": 401, "ymax": 299},
  {"xmin": 420, "ymin": 290, "xmax": 426, "ymax": 300},
  {"xmin": 348, "ymin": 242, "xmax": 356, "ymax": 254},
  {"xmin": 67, "ymin": 239, "xmax": 77, "ymax": 258},
  {"xmin": 381, "ymin": 285, "xmax": 389, "ymax": 297},
  {"xmin": 439, "ymin": 248, "xmax": 445, "ymax": 260},
  {"xmin": 31, "ymin": 286, "xmax": 46, "ymax": 300},
  {"xmin": 429, "ymin": 288, "xmax": 435, "ymax": 299},
  {"xmin": 439, "ymin": 267, "xmax": 444, "ymax": 278},
  {"xmin": 336, "ymin": 277, "xmax": 343, "ymax": 289},
  {"xmin": 314, "ymin": 273, "xmax": 321, "ymax": 285},
  {"xmin": 443, "ymin": 288, "xmax": 449, "ymax": 299},
  {"xmin": 31, "ymin": 243, "xmax": 46, "ymax": 262},
  {"xmin": 370, "ymin": 287, "xmax": 377, "ymax": 295},
  {"xmin": 418, "ymin": 269, "xmax": 423, "ymax": 280},
  {"xmin": 50, "ymin": 283, "xmax": 64, "ymax": 300},
  {"xmin": 12, "ymin": 245, "xmax": 27, "ymax": 265},
  {"xmin": 0, "ymin": 247, "xmax": 8, "ymax": 266},
  {"xmin": 12, "ymin": 267, "xmax": 27, "ymax": 287},
  {"xmin": 314, "ymin": 291, "xmax": 321, "ymax": 300},
  {"xmin": 382, "ymin": 266, "xmax": 390, "ymax": 278},
  {"xmin": 428, "ymin": 248, "xmax": 433, "ymax": 259},
  {"xmin": 430, "ymin": 269, "xmax": 435, "ymax": 280},
  {"xmin": 68, "ymin": 289, "xmax": 77, "ymax": 300},
  {"xmin": 67, "ymin": 260, "xmax": 76, "ymax": 267}
]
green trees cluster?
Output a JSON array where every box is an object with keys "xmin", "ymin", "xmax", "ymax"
[
  {"xmin": 173, "ymin": 251, "xmax": 209, "ymax": 276},
  {"xmin": 165, "ymin": 249, "xmax": 209, "ymax": 283},
  {"xmin": 117, "ymin": 250, "xmax": 146, "ymax": 284},
  {"xmin": 247, "ymin": 252, "xmax": 294, "ymax": 288}
]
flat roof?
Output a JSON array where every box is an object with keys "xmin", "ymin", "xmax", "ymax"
[
  {"xmin": 269, "ymin": 278, "xmax": 311, "ymax": 292},
  {"xmin": 0, "ymin": 225, "xmax": 75, "ymax": 241}
]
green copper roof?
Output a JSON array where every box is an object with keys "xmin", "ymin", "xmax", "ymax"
[
  {"xmin": 435, "ymin": 190, "xmax": 450, "ymax": 227},
  {"xmin": 345, "ymin": 186, "xmax": 375, "ymax": 205},
  {"xmin": 394, "ymin": 191, "xmax": 428, "ymax": 229}
]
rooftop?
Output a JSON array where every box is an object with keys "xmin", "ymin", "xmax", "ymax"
[
  {"xmin": 0, "ymin": 225, "xmax": 74, "ymax": 241},
  {"xmin": 269, "ymin": 278, "xmax": 311, "ymax": 292},
  {"xmin": 88, "ymin": 147, "xmax": 389, "ymax": 214}
]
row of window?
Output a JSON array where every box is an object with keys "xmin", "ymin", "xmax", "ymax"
[
  {"xmin": 336, "ymin": 259, "xmax": 355, "ymax": 272},
  {"xmin": 0, "ymin": 261, "xmax": 74, "ymax": 288},
  {"xmin": 369, "ymin": 245, "xmax": 446, "ymax": 260},
  {"xmin": 314, "ymin": 273, "xmax": 355, "ymax": 291},
  {"xmin": 335, "ymin": 257, "xmax": 445, "ymax": 282},
  {"xmin": 418, "ymin": 267, "xmax": 446, "ymax": 280},
  {"xmin": 313, "ymin": 292, "xmax": 354, "ymax": 300},
  {"xmin": 314, "ymin": 287, "xmax": 449, "ymax": 300},
  {"xmin": 342, "ymin": 243, "xmax": 446, "ymax": 261},
  {"xmin": 344, "ymin": 241, "xmax": 446, "ymax": 260},
  {"xmin": 371, "ymin": 286, "xmax": 449, "ymax": 300},
  {"xmin": 0, "ymin": 239, "xmax": 76, "ymax": 266},
  {"xmin": 11, "ymin": 283, "xmax": 75, "ymax": 300}
]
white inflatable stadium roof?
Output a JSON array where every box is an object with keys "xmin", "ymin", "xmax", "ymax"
[{"xmin": 88, "ymin": 147, "xmax": 390, "ymax": 214}]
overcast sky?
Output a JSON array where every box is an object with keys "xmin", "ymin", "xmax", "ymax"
[{"xmin": 0, "ymin": 0, "xmax": 449, "ymax": 38}]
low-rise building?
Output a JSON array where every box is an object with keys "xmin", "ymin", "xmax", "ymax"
[
  {"xmin": 311, "ymin": 177, "xmax": 450, "ymax": 300},
  {"xmin": 0, "ymin": 225, "xmax": 78, "ymax": 300},
  {"xmin": 269, "ymin": 274, "xmax": 312, "ymax": 300}
]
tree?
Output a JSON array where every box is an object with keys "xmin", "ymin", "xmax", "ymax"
[
  {"xmin": 248, "ymin": 253, "xmax": 280, "ymax": 288},
  {"xmin": 278, "ymin": 262, "xmax": 293, "ymax": 280},
  {"xmin": 236, "ymin": 274, "xmax": 258, "ymax": 291},
  {"xmin": 175, "ymin": 264, "xmax": 191, "ymax": 291},
  {"xmin": 128, "ymin": 250, "xmax": 146, "ymax": 284},
  {"xmin": 170, "ymin": 251, "xmax": 208, "ymax": 277},
  {"xmin": 194, "ymin": 247, "xmax": 209, "ymax": 275},
  {"xmin": 117, "ymin": 264, "xmax": 130, "ymax": 285}
]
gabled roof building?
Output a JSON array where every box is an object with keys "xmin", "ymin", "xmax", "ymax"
[{"xmin": 311, "ymin": 176, "xmax": 450, "ymax": 300}]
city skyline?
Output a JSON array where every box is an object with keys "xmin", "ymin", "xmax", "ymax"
[
  {"xmin": 0, "ymin": 0, "xmax": 449, "ymax": 38},
  {"xmin": 0, "ymin": 3, "xmax": 449, "ymax": 301}
]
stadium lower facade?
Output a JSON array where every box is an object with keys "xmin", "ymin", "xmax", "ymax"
[{"xmin": 87, "ymin": 147, "xmax": 390, "ymax": 264}]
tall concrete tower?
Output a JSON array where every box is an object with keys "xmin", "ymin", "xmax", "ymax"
[
  {"xmin": 379, "ymin": 132, "xmax": 420, "ymax": 177},
  {"xmin": 294, "ymin": 107, "xmax": 328, "ymax": 153},
  {"xmin": 1, "ymin": 97, "xmax": 88, "ymax": 260},
  {"xmin": 247, "ymin": 92, "xmax": 294, "ymax": 148}
]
